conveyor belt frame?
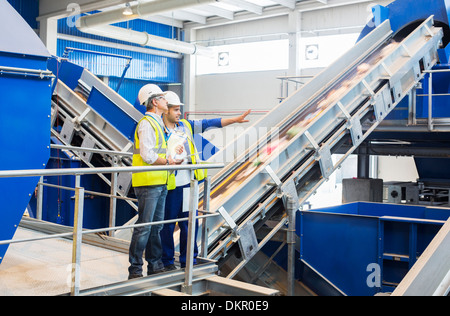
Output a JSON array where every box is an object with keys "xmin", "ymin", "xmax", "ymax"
[{"xmin": 205, "ymin": 17, "xmax": 444, "ymax": 272}]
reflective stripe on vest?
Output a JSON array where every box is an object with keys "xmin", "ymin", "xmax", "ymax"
[
  {"xmin": 179, "ymin": 119, "xmax": 206, "ymax": 181},
  {"xmin": 132, "ymin": 115, "xmax": 169, "ymax": 187}
]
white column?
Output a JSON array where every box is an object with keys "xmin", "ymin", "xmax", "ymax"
[
  {"xmin": 40, "ymin": 18, "xmax": 58, "ymax": 56},
  {"xmin": 287, "ymin": 10, "xmax": 302, "ymax": 96},
  {"xmin": 288, "ymin": 10, "xmax": 301, "ymax": 76},
  {"xmin": 183, "ymin": 28, "xmax": 197, "ymax": 115}
]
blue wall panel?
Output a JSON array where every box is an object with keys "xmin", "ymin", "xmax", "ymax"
[
  {"xmin": 7, "ymin": 0, "xmax": 39, "ymax": 29},
  {"xmin": 107, "ymin": 77, "xmax": 172, "ymax": 106},
  {"xmin": 57, "ymin": 38, "xmax": 182, "ymax": 83},
  {"xmin": 57, "ymin": 16, "xmax": 182, "ymax": 83}
]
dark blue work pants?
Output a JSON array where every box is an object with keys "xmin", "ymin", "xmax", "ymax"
[
  {"xmin": 129, "ymin": 185, "xmax": 167, "ymax": 276},
  {"xmin": 161, "ymin": 185, "xmax": 199, "ymax": 268}
]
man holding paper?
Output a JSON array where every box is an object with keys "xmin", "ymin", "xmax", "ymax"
[{"xmin": 161, "ymin": 91, "xmax": 251, "ymax": 271}]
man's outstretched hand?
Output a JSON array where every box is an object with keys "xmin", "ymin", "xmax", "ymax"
[{"xmin": 222, "ymin": 109, "xmax": 252, "ymax": 127}]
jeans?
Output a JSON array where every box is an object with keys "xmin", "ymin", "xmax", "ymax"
[
  {"xmin": 161, "ymin": 185, "xmax": 199, "ymax": 268},
  {"xmin": 128, "ymin": 185, "xmax": 167, "ymax": 276}
]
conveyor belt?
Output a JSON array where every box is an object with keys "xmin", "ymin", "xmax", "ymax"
[
  {"xmin": 203, "ymin": 17, "xmax": 444, "ymax": 270},
  {"xmin": 51, "ymin": 67, "xmax": 138, "ymax": 199},
  {"xmin": 50, "ymin": 66, "xmax": 141, "ymax": 229}
]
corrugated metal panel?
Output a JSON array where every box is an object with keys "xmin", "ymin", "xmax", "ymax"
[
  {"xmin": 7, "ymin": 0, "xmax": 39, "ymax": 29},
  {"xmin": 57, "ymin": 38, "xmax": 182, "ymax": 82},
  {"xmin": 57, "ymin": 16, "xmax": 182, "ymax": 83},
  {"xmin": 59, "ymin": 14, "xmax": 177, "ymax": 39}
]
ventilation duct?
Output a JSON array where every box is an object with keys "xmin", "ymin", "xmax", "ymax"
[
  {"xmin": 78, "ymin": 0, "xmax": 218, "ymax": 29},
  {"xmin": 77, "ymin": 0, "xmax": 217, "ymax": 57}
]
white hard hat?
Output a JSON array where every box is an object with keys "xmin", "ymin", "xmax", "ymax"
[
  {"xmin": 164, "ymin": 91, "xmax": 184, "ymax": 106},
  {"xmin": 138, "ymin": 84, "xmax": 166, "ymax": 105}
]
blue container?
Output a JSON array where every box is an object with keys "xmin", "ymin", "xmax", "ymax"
[
  {"xmin": 295, "ymin": 202, "xmax": 450, "ymax": 296},
  {"xmin": 0, "ymin": 1, "xmax": 52, "ymax": 264}
]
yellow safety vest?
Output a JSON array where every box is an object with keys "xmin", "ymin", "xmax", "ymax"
[
  {"xmin": 180, "ymin": 119, "xmax": 207, "ymax": 182},
  {"xmin": 132, "ymin": 115, "xmax": 176, "ymax": 190}
]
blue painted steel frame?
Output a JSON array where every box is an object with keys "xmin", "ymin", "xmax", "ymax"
[
  {"xmin": 86, "ymin": 86, "xmax": 138, "ymax": 141},
  {"xmin": 0, "ymin": 61, "xmax": 52, "ymax": 264},
  {"xmin": 48, "ymin": 57, "xmax": 84, "ymax": 93},
  {"xmin": 63, "ymin": 47, "xmax": 132, "ymax": 92},
  {"xmin": 0, "ymin": 1, "xmax": 52, "ymax": 264},
  {"xmin": 358, "ymin": 0, "xmax": 450, "ymax": 41},
  {"xmin": 359, "ymin": 0, "xmax": 450, "ymax": 121}
]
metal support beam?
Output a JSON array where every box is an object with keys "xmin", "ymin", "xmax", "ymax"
[
  {"xmin": 71, "ymin": 175, "xmax": 84, "ymax": 296},
  {"xmin": 109, "ymin": 159, "xmax": 118, "ymax": 237},
  {"xmin": 286, "ymin": 196, "xmax": 297, "ymax": 296},
  {"xmin": 183, "ymin": 170, "xmax": 199, "ymax": 295},
  {"xmin": 221, "ymin": 0, "xmax": 263, "ymax": 15},
  {"xmin": 39, "ymin": 0, "xmax": 128, "ymax": 20},
  {"xmin": 272, "ymin": 0, "xmax": 296, "ymax": 9}
]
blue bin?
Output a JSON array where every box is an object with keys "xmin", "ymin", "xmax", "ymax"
[
  {"xmin": 296, "ymin": 202, "xmax": 450, "ymax": 295},
  {"xmin": 0, "ymin": 1, "xmax": 53, "ymax": 264}
]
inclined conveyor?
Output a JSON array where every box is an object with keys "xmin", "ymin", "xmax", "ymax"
[{"xmin": 204, "ymin": 17, "xmax": 443, "ymax": 270}]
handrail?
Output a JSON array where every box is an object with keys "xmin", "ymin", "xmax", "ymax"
[
  {"xmin": 405, "ymin": 68, "xmax": 450, "ymax": 131},
  {"xmin": 0, "ymin": 213, "xmax": 219, "ymax": 246},
  {"xmin": 50, "ymin": 144, "xmax": 133, "ymax": 157},
  {"xmin": 0, "ymin": 163, "xmax": 223, "ymax": 296},
  {"xmin": 0, "ymin": 163, "xmax": 223, "ymax": 178}
]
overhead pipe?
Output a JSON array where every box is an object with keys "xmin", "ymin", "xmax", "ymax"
[
  {"xmin": 76, "ymin": 0, "xmax": 218, "ymax": 57},
  {"xmin": 78, "ymin": 0, "xmax": 219, "ymax": 30},
  {"xmin": 77, "ymin": 24, "xmax": 215, "ymax": 57}
]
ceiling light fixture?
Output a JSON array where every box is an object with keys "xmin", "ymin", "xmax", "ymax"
[{"xmin": 123, "ymin": 2, "xmax": 133, "ymax": 16}]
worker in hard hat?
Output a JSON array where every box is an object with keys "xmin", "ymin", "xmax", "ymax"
[
  {"xmin": 128, "ymin": 84, "xmax": 183, "ymax": 280},
  {"xmin": 160, "ymin": 91, "xmax": 251, "ymax": 271}
]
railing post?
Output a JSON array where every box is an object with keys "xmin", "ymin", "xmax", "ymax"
[
  {"xmin": 36, "ymin": 176, "xmax": 44, "ymax": 220},
  {"xmin": 428, "ymin": 72, "xmax": 433, "ymax": 131},
  {"xmin": 408, "ymin": 88, "xmax": 417, "ymax": 126},
  {"xmin": 71, "ymin": 175, "xmax": 84, "ymax": 296},
  {"xmin": 109, "ymin": 158, "xmax": 118, "ymax": 237},
  {"xmin": 287, "ymin": 195, "xmax": 297, "ymax": 297},
  {"xmin": 183, "ymin": 169, "xmax": 199, "ymax": 295}
]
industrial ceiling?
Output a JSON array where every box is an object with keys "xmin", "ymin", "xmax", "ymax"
[{"xmin": 38, "ymin": 0, "xmax": 374, "ymax": 30}]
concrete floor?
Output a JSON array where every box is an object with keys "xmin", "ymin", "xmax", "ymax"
[{"xmin": 0, "ymin": 227, "xmax": 130, "ymax": 296}]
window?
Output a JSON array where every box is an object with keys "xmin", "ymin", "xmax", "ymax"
[
  {"xmin": 196, "ymin": 39, "xmax": 289, "ymax": 75},
  {"xmin": 300, "ymin": 33, "xmax": 360, "ymax": 68}
]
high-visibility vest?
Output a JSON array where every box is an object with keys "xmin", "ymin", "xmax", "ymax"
[
  {"xmin": 180, "ymin": 119, "xmax": 207, "ymax": 182},
  {"xmin": 132, "ymin": 115, "xmax": 175, "ymax": 189}
]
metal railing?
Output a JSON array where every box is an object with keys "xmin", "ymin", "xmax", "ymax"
[
  {"xmin": 47, "ymin": 143, "xmax": 135, "ymax": 237},
  {"xmin": 0, "ymin": 162, "xmax": 224, "ymax": 296},
  {"xmin": 277, "ymin": 75, "xmax": 314, "ymax": 101},
  {"xmin": 423, "ymin": 69, "xmax": 450, "ymax": 131},
  {"xmin": 409, "ymin": 69, "xmax": 450, "ymax": 131}
]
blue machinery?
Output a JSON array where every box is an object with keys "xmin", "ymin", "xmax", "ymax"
[
  {"xmin": 0, "ymin": 1, "xmax": 53, "ymax": 264},
  {"xmin": 1, "ymin": 0, "xmax": 450, "ymax": 295}
]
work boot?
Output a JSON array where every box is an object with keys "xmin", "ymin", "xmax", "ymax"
[
  {"xmin": 147, "ymin": 268, "xmax": 165, "ymax": 275},
  {"xmin": 128, "ymin": 273, "xmax": 143, "ymax": 280},
  {"xmin": 164, "ymin": 264, "xmax": 177, "ymax": 271}
]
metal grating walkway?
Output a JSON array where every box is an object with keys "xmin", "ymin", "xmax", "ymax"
[{"xmin": 0, "ymin": 227, "xmax": 129, "ymax": 296}]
